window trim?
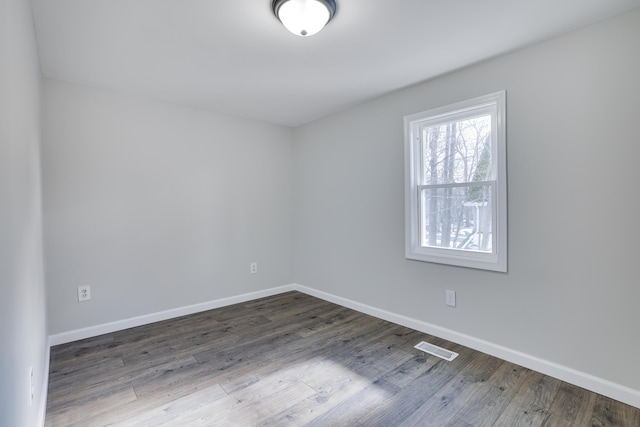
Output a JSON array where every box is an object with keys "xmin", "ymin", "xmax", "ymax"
[{"xmin": 404, "ymin": 91, "xmax": 507, "ymax": 272}]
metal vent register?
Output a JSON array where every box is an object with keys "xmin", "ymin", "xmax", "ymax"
[{"xmin": 414, "ymin": 341, "xmax": 459, "ymax": 361}]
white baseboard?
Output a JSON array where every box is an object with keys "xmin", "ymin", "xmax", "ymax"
[
  {"xmin": 49, "ymin": 284, "xmax": 296, "ymax": 346},
  {"xmin": 47, "ymin": 282, "xmax": 640, "ymax": 409},
  {"xmin": 294, "ymin": 284, "xmax": 640, "ymax": 409}
]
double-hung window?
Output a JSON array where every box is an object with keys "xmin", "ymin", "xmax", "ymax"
[{"xmin": 404, "ymin": 91, "xmax": 507, "ymax": 272}]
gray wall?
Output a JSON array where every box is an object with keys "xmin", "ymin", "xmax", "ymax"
[
  {"xmin": 293, "ymin": 9, "xmax": 640, "ymax": 392},
  {"xmin": 42, "ymin": 80, "xmax": 294, "ymax": 334},
  {"xmin": 0, "ymin": 0, "xmax": 48, "ymax": 425}
]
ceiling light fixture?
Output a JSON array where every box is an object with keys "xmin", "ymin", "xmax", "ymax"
[{"xmin": 272, "ymin": 0, "xmax": 336, "ymax": 37}]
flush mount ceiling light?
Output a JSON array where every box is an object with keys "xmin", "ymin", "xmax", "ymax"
[{"xmin": 272, "ymin": 0, "xmax": 336, "ymax": 37}]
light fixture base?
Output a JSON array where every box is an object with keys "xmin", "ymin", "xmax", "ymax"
[{"xmin": 272, "ymin": 0, "xmax": 337, "ymax": 37}]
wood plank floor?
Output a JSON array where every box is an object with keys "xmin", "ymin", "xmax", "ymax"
[{"xmin": 45, "ymin": 291, "xmax": 640, "ymax": 426}]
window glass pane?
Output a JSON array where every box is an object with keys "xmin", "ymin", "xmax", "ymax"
[
  {"xmin": 421, "ymin": 115, "xmax": 492, "ymax": 185},
  {"xmin": 420, "ymin": 184, "xmax": 493, "ymax": 252}
]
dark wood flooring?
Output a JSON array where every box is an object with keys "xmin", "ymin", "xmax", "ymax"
[{"xmin": 45, "ymin": 291, "xmax": 640, "ymax": 426}]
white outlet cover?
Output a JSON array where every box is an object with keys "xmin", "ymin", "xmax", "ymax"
[
  {"xmin": 445, "ymin": 290, "xmax": 456, "ymax": 307},
  {"xmin": 29, "ymin": 367, "xmax": 34, "ymax": 406},
  {"xmin": 78, "ymin": 286, "xmax": 91, "ymax": 301}
]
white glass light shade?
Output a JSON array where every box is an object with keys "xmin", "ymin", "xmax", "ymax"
[{"xmin": 274, "ymin": 0, "xmax": 334, "ymax": 37}]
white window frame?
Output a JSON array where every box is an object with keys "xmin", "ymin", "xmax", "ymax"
[{"xmin": 404, "ymin": 91, "xmax": 507, "ymax": 272}]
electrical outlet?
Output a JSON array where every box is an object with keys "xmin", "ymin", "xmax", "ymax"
[
  {"xmin": 250, "ymin": 262, "xmax": 258, "ymax": 274},
  {"xmin": 29, "ymin": 367, "xmax": 34, "ymax": 406},
  {"xmin": 445, "ymin": 289, "xmax": 456, "ymax": 307},
  {"xmin": 78, "ymin": 285, "xmax": 91, "ymax": 302}
]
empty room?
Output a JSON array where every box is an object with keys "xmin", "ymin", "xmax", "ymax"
[{"xmin": 2, "ymin": 0, "xmax": 640, "ymax": 425}]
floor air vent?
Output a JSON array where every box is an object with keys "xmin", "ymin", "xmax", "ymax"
[{"xmin": 414, "ymin": 341, "xmax": 459, "ymax": 361}]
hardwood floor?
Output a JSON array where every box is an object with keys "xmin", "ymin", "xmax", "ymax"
[{"xmin": 45, "ymin": 291, "xmax": 640, "ymax": 426}]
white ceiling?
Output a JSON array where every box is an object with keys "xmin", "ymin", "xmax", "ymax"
[{"xmin": 30, "ymin": 0, "xmax": 640, "ymax": 127}]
